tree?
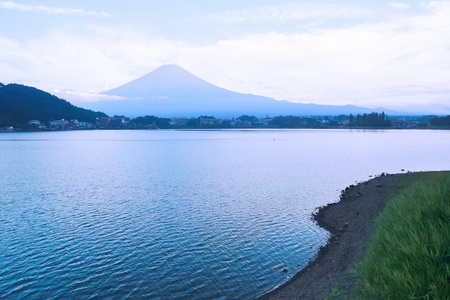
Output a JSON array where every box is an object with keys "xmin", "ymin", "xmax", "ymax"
[
  {"xmin": 429, "ymin": 116, "xmax": 450, "ymax": 127},
  {"xmin": 237, "ymin": 115, "xmax": 258, "ymax": 123},
  {"xmin": 349, "ymin": 114, "xmax": 354, "ymax": 125},
  {"xmin": 350, "ymin": 112, "xmax": 391, "ymax": 127},
  {"xmin": 129, "ymin": 115, "xmax": 170, "ymax": 129}
]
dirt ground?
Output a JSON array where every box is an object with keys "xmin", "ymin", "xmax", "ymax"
[{"xmin": 258, "ymin": 172, "xmax": 428, "ymax": 300}]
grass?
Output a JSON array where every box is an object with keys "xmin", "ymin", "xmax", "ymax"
[
  {"xmin": 355, "ymin": 172, "xmax": 450, "ymax": 300},
  {"xmin": 324, "ymin": 267, "xmax": 361, "ymax": 300}
]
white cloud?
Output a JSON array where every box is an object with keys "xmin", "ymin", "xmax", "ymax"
[
  {"xmin": 0, "ymin": 26, "xmax": 186, "ymax": 93},
  {"xmin": 388, "ymin": 2, "xmax": 412, "ymax": 10},
  {"xmin": 1, "ymin": 1, "xmax": 450, "ymax": 111},
  {"xmin": 207, "ymin": 3, "xmax": 372, "ymax": 24},
  {"xmin": 0, "ymin": 1, "xmax": 111, "ymax": 16},
  {"xmin": 53, "ymin": 89, "xmax": 124, "ymax": 104},
  {"xmin": 186, "ymin": 2, "xmax": 450, "ymax": 108}
]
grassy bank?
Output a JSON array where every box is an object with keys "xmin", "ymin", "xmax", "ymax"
[{"xmin": 356, "ymin": 172, "xmax": 450, "ymax": 299}]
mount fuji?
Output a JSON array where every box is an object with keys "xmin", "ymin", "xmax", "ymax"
[{"xmin": 86, "ymin": 64, "xmax": 387, "ymax": 118}]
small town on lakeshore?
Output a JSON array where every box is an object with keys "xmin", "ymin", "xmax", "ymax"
[{"xmin": 2, "ymin": 113, "xmax": 450, "ymax": 132}]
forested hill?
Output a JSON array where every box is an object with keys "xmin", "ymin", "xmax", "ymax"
[{"xmin": 0, "ymin": 83, "xmax": 107, "ymax": 128}]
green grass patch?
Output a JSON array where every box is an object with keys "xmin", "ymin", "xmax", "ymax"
[{"xmin": 356, "ymin": 172, "xmax": 450, "ymax": 300}]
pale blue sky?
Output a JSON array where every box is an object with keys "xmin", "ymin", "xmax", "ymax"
[{"xmin": 1, "ymin": 0, "xmax": 449, "ymax": 112}]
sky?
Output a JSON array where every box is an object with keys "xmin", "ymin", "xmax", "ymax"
[{"xmin": 0, "ymin": 0, "xmax": 449, "ymax": 113}]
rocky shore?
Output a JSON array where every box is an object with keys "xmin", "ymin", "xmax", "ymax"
[{"xmin": 258, "ymin": 172, "xmax": 428, "ymax": 300}]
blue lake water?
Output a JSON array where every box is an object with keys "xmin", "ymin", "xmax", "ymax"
[{"xmin": 0, "ymin": 129, "xmax": 449, "ymax": 299}]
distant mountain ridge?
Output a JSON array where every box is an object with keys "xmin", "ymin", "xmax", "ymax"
[
  {"xmin": 88, "ymin": 64, "xmax": 394, "ymax": 118},
  {"xmin": 0, "ymin": 83, "xmax": 107, "ymax": 127}
]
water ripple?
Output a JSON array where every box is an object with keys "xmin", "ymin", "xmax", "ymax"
[{"xmin": 2, "ymin": 130, "xmax": 448, "ymax": 299}]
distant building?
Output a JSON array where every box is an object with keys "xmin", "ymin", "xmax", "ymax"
[
  {"xmin": 262, "ymin": 118, "xmax": 273, "ymax": 125},
  {"xmin": 242, "ymin": 121, "xmax": 252, "ymax": 127},
  {"xmin": 170, "ymin": 118, "xmax": 190, "ymax": 126},
  {"xmin": 2, "ymin": 126, "xmax": 14, "ymax": 132},
  {"xmin": 69, "ymin": 119, "xmax": 80, "ymax": 128},
  {"xmin": 50, "ymin": 119, "xmax": 69, "ymax": 129},
  {"xmin": 110, "ymin": 115, "xmax": 126, "ymax": 127},
  {"xmin": 28, "ymin": 120, "xmax": 41, "ymax": 126},
  {"xmin": 28, "ymin": 120, "xmax": 46, "ymax": 129},
  {"xmin": 97, "ymin": 117, "xmax": 111, "ymax": 127},
  {"xmin": 78, "ymin": 121, "xmax": 93, "ymax": 129},
  {"xmin": 391, "ymin": 119, "xmax": 419, "ymax": 128},
  {"xmin": 199, "ymin": 117, "xmax": 222, "ymax": 126}
]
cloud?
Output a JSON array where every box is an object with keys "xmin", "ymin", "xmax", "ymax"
[
  {"xmin": 52, "ymin": 89, "xmax": 124, "ymax": 104},
  {"xmin": 0, "ymin": 1, "xmax": 450, "ymax": 111},
  {"xmin": 0, "ymin": 26, "xmax": 186, "ymax": 93},
  {"xmin": 191, "ymin": 2, "xmax": 450, "ymax": 107},
  {"xmin": 207, "ymin": 3, "xmax": 373, "ymax": 24},
  {"xmin": 0, "ymin": 1, "xmax": 111, "ymax": 16},
  {"xmin": 388, "ymin": 2, "xmax": 412, "ymax": 10}
]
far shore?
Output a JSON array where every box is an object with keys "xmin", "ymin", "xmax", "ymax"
[
  {"xmin": 1, "ymin": 126, "xmax": 449, "ymax": 134},
  {"xmin": 257, "ymin": 171, "xmax": 434, "ymax": 300}
]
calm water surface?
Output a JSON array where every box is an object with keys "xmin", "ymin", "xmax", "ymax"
[{"xmin": 0, "ymin": 129, "xmax": 449, "ymax": 299}]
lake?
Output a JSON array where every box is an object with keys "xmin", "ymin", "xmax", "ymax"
[{"xmin": 0, "ymin": 129, "xmax": 449, "ymax": 299}]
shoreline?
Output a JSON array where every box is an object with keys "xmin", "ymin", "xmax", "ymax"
[
  {"xmin": 1, "ymin": 127, "xmax": 448, "ymax": 133},
  {"xmin": 258, "ymin": 172, "xmax": 430, "ymax": 300}
]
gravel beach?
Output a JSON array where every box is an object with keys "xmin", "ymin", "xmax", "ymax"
[{"xmin": 258, "ymin": 172, "xmax": 429, "ymax": 300}]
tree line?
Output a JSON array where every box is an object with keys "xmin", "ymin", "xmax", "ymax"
[
  {"xmin": 429, "ymin": 116, "xmax": 450, "ymax": 128},
  {"xmin": 348, "ymin": 112, "xmax": 391, "ymax": 127},
  {"xmin": 127, "ymin": 112, "xmax": 393, "ymax": 129}
]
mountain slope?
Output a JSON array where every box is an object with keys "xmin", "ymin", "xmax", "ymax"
[
  {"xmin": 89, "ymin": 64, "xmax": 392, "ymax": 118},
  {"xmin": 104, "ymin": 64, "xmax": 232, "ymax": 98},
  {"xmin": 0, "ymin": 83, "xmax": 107, "ymax": 127}
]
